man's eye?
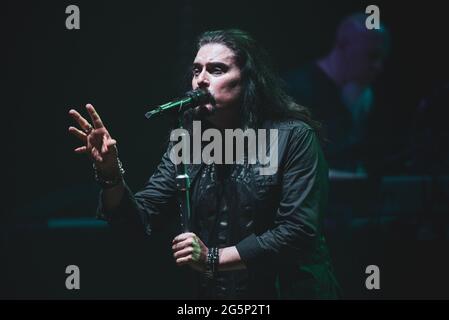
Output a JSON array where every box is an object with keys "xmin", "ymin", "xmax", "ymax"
[
  {"xmin": 212, "ymin": 67, "xmax": 224, "ymax": 74},
  {"xmin": 192, "ymin": 68, "xmax": 201, "ymax": 76}
]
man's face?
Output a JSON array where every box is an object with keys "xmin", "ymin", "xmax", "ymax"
[
  {"xmin": 192, "ymin": 43, "xmax": 243, "ymax": 115},
  {"xmin": 343, "ymin": 33, "xmax": 388, "ymax": 85}
]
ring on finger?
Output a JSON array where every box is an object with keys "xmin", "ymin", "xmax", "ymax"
[{"xmin": 84, "ymin": 124, "xmax": 93, "ymax": 134}]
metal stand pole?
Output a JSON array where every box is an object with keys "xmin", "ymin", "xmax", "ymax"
[{"xmin": 175, "ymin": 112, "xmax": 192, "ymax": 232}]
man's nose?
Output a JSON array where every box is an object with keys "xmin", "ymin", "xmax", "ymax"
[{"xmin": 196, "ymin": 70, "xmax": 210, "ymax": 88}]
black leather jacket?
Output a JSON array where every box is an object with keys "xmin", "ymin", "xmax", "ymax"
[{"xmin": 98, "ymin": 119, "xmax": 339, "ymax": 299}]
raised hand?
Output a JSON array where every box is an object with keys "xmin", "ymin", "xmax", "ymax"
[{"xmin": 68, "ymin": 104, "xmax": 119, "ymax": 177}]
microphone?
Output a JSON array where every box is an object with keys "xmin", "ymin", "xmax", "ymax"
[{"xmin": 145, "ymin": 89, "xmax": 212, "ymax": 119}]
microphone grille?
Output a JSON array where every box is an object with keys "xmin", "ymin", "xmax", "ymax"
[{"xmin": 187, "ymin": 89, "xmax": 211, "ymax": 105}]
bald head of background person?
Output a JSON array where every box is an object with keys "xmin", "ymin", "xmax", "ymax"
[
  {"xmin": 317, "ymin": 14, "xmax": 390, "ymax": 175},
  {"xmin": 318, "ymin": 13, "xmax": 390, "ymax": 88},
  {"xmin": 283, "ymin": 13, "xmax": 391, "ymax": 175}
]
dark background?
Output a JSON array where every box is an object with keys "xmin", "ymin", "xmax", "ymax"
[{"xmin": 3, "ymin": 0, "xmax": 449, "ymax": 299}]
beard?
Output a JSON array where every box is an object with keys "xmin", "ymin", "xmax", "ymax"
[{"xmin": 193, "ymin": 103, "xmax": 217, "ymax": 119}]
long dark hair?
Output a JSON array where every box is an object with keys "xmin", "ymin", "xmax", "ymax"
[{"xmin": 195, "ymin": 29, "xmax": 321, "ymax": 135}]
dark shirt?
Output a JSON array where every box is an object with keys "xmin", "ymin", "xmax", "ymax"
[
  {"xmin": 284, "ymin": 62, "xmax": 370, "ymax": 171},
  {"xmin": 98, "ymin": 119, "xmax": 339, "ymax": 299}
]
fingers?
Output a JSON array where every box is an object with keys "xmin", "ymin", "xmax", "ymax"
[
  {"xmin": 101, "ymin": 136, "xmax": 117, "ymax": 154},
  {"xmin": 172, "ymin": 238, "xmax": 194, "ymax": 252},
  {"xmin": 74, "ymin": 144, "xmax": 103, "ymax": 160},
  {"xmin": 69, "ymin": 109, "xmax": 93, "ymax": 132},
  {"xmin": 86, "ymin": 104, "xmax": 105, "ymax": 129},
  {"xmin": 74, "ymin": 146, "xmax": 87, "ymax": 154},
  {"xmin": 173, "ymin": 247, "xmax": 194, "ymax": 260},
  {"xmin": 68, "ymin": 126, "xmax": 87, "ymax": 142},
  {"xmin": 91, "ymin": 147, "xmax": 104, "ymax": 163},
  {"xmin": 176, "ymin": 256, "xmax": 194, "ymax": 266},
  {"xmin": 69, "ymin": 105, "xmax": 118, "ymax": 164},
  {"xmin": 173, "ymin": 232, "xmax": 196, "ymax": 244},
  {"xmin": 74, "ymin": 145, "xmax": 104, "ymax": 162},
  {"xmin": 101, "ymin": 141, "xmax": 108, "ymax": 154},
  {"xmin": 174, "ymin": 249, "xmax": 200, "ymax": 265},
  {"xmin": 172, "ymin": 233, "xmax": 203, "ymax": 269}
]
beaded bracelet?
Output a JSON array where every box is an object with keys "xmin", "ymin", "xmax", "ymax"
[
  {"xmin": 93, "ymin": 158, "xmax": 125, "ymax": 189},
  {"xmin": 205, "ymin": 247, "xmax": 219, "ymax": 279}
]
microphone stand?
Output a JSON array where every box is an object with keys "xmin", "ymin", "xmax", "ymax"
[
  {"xmin": 174, "ymin": 107, "xmax": 191, "ymax": 233},
  {"xmin": 146, "ymin": 89, "xmax": 211, "ymax": 232}
]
